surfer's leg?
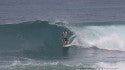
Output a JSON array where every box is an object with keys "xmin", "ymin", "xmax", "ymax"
[{"xmin": 64, "ymin": 38, "xmax": 68, "ymax": 45}]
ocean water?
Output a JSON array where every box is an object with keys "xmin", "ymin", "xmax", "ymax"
[
  {"xmin": 0, "ymin": 20, "xmax": 124, "ymax": 70},
  {"xmin": 0, "ymin": 0, "xmax": 125, "ymax": 70}
]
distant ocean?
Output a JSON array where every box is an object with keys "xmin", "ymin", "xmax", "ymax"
[{"xmin": 0, "ymin": 0, "xmax": 125, "ymax": 70}]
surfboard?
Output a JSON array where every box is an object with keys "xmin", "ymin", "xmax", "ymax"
[{"xmin": 63, "ymin": 44, "xmax": 71, "ymax": 47}]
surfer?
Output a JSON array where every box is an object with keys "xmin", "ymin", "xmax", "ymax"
[{"xmin": 61, "ymin": 30, "xmax": 69, "ymax": 45}]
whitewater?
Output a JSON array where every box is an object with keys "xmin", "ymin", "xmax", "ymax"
[
  {"xmin": 0, "ymin": 20, "xmax": 124, "ymax": 70},
  {"xmin": 67, "ymin": 22, "xmax": 125, "ymax": 51}
]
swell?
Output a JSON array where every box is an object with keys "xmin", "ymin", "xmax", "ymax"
[{"xmin": 0, "ymin": 20, "xmax": 73, "ymax": 59}]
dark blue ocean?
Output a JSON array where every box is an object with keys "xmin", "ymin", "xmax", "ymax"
[{"xmin": 0, "ymin": 0, "xmax": 125, "ymax": 70}]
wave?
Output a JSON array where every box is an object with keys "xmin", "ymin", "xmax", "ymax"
[
  {"xmin": 0, "ymin": 60, "xmax": 124, "ymax": 70},
  {"xmin": 0, "ymin": 20, "xmax": 125, "ymax": 70},
  {"xmin": 0, "ymin": 20, "xmax": 73, "ymax": 58},
  {"xmin": 0, "ymin": 20, "xmax": 125, "ymax": 60}
]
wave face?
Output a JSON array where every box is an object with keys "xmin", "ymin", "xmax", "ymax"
[
  {"xmin": 67, "ymin": 21, "xmax": 125, "ymax": 51},
  {"xmin": 0, "ymin": 20, "xmax": 73, "ymax": 59}
]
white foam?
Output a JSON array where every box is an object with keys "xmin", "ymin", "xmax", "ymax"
[
  {"xmin": 95, "ymin": 62, "xmax": 125, "ymax": 70},
  {"xmin": 67, "ymin": 25, "xmax": 125, "ymax": 51},
  {"xmin": 92, "ymin": 34, "xmax": 125, "ymax": 51}
]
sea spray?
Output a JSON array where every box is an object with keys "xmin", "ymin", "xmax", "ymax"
[{"xmin": 66, "ymin": 22, "xmax": 125, "ymax": 51}]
